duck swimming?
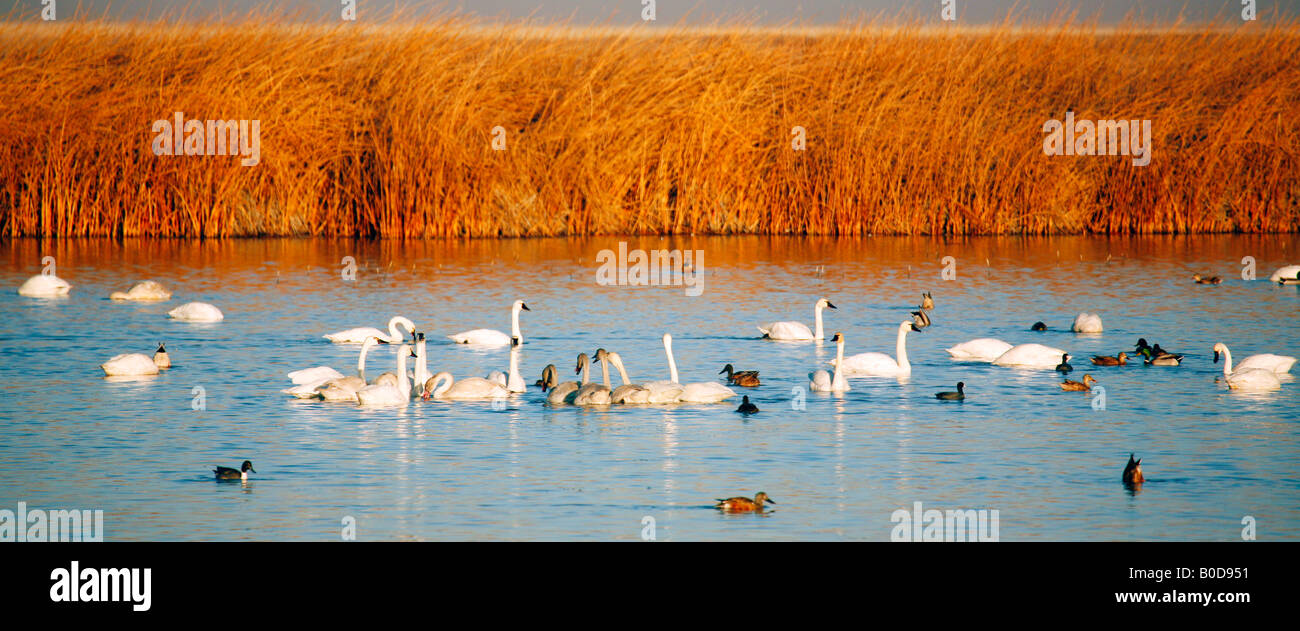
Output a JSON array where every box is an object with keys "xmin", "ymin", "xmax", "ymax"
[
  {"xmin": 736, "ymin": 395, "xmax": 760, "ymax": 414},
  {"xmin": 1055, "ymin": 354, "xmax": 1073, "ymax": 373},
  {"xmin": 1091, "ymin": 352, "xmax": 1128, "ymax": 366},
  {"xmin": 716, "ymin": 492, "xmax": 774, "ymax": 512},
  {"xmin": 1122, "ymin": 454, "xmax": 1144, "ymax": 485},
  {"xmin": 920, "ymin": 292, "xmax": 934, "ymax": 310},
  {"xmin": 1060, "ymin": 374, "xmax": 1097, "ymax": 391},
  {"xmin": 935, "ymin": 382, "xmax": 965, "ymax": 400},
  {"xmin": 1192, "ymin": 274, "xmax": 1222, "ymax": 285},
  {"xmin": 214, "ymin": 461, "xmax": 255, "ymax": 481},
  {"xmin": 720, "ymin": 364, "xmax": 760, "ymax": 387},
  {"xmin": 1030, "ymin": 321, "xmax": 1047, "ymax": 331},
  {"xmin": 1137, "ymin": 347, "xmax": 1183, "ymax": 366}
]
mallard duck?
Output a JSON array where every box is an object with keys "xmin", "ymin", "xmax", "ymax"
[
  {"xmin": 920, "ymin": 292, "xmax": 934, "ymax": 309},
  {"xmin": 214, "ymin": 460, "xmax": 255, "ymax": 481},
  {"xmin": 1133, "ymin": 338, "xmax": 1152, "ymax": 354},
  {"xmin": 716, "ymin": 492, "xmax": 774, "ymax": 512},
  {"xmin": 1030, "ymin": 321, "xmax": 1047, "ymax": 331},
  {"xmin": 935, "ymin": 382, "xmax": 965, "ymax": 400},
  {"xmin": 719, "ymin": 364, "xmax": 760, "ymax": 387},
  {"xmin": 1091, "ymin": 352, "xmax": 1128, "ymax": 366},
  {"xmin": 1135, "ymin": 347, "xmax": 1180, "ymax": 366},
  {"xmin": 1060, "ymin": 374, "xmax": 1097, "ymax": 391},
  {"xmin": 1055, "ymin": 354, "xmax": 1073, "ymax": 373},
  {"xmin": 736, "ymin": 395, "xmax": 759, "ymax": 414},
  {"xmin": 910, "ymin": 309, "xmax": 931, "ymax": 331},
  {"xmin": 1193, "ymin": 274, "xmax": 1222, "ymax": 285},
  {"xmin": 1122, "ymin": 454, "xmax": 1144, "ymax": 485}
]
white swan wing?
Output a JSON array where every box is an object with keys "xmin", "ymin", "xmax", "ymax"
[
  {"xmin": 443, "ymin": 377, "xmax": 509, "ymax": 399},
  {"xmin": 168, "ymin": 302, "xmax": 223, "ymax": 322},
  {"xmin": 324, "ymin": 327, "xmax": 387, "ymax": 344},
  {"xmin": 18, "ymin": 275, "xmax": 71, "ymax": 297},
  {"xmin": 946, "ymin": 338, "xmax": 1013, "ymax": 361},
  {"xmin": 993, "ymin": 344, "xmax": 1069, "ymax": 368},
  {"xmin": 1071, "ymin": 312, "xmax": 1103, "ymax": 333},
  {"xmin": 642, "ymin": 381, "xmax": 683, "ymax": 403},
  {"xmin": 288, "ymin": 366, "xmax": 345, "ymax": 385},
  {"xmin": 1226, "ymin": 368, "xmax": 1282, "ymax": 390},
  {"xmin": 678, "ymin": 382, "xmax": 736, "ymax": 403},
  {"xmin": 356, "ymin": 384, "xmax": 407, "ymax": 406},
  {"xmin": 448, "ymin": 328, "xmax": 511, "ymax": 345},
  {"xmin": 837, "ymin": 352, "xmax": 900, "ymax": 376},
  {"xmin": 101, "ymin": 353, "xmax": 158, "ymax": 376},
  {"xmin": 111, "ymin": 281, "xmax": 171, "ymax": 301},
  {"xmin": 761, "ymin": 321, "xmax": 814, "ymax": 340},
  {"xmin": 1268, "ymin": 265, "xmax": 1300, "ymax": 282},
  {"xmin": 1236, "ymin": 354, "xmax": 1297, "ymax": 374}
]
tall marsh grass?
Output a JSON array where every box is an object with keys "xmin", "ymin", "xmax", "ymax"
[{"xmin": 1, "ymin": 16, "xmax": 1297, "ymax": 238}]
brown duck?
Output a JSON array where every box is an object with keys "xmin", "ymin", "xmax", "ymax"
[
  {"xmin": 1091, "ymin": 352, "xmax": 1128, "ymax": 366},
  {"xmin": 1122, "ymin": 454, "xmax": 1144, "ymax": 484},
  {"xmin": 1193, "ymin": 274, "xmax": 1222, "ymax": 285},
  {"xmin": 1060, "ymin": 374, "xmax": 1097, "ymax": 391},
  {"xmin": 716, "ymin": 492, "xmax": 775, "ymax": 512},
  {"xmin": 719, "ymin": 364, "xmax": 760, "ymax": 387}
]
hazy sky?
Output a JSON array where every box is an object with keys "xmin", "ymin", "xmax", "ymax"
[{"xmin": 3, "ymin": 0, "xmax": 1296, "ymax": 23}]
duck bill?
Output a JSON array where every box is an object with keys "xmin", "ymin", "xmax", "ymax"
[{"xmin": 765, "ymin": 498, "xmax": 775, "ymax": 504}]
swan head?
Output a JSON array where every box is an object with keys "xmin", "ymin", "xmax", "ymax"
[
  {"xmin": 424, "ymin": 372, "xmax": 453, "ymax": 399},
  {"xmin": 830, "ymin": 332, "xmax": 843, "ymax": 343},
  {"xmin": 1212, "ymin": 342, "xmax": 1228, "ymax": 362},
  {"xmin": 537, "ymin": 364, "xmax": 557, "ymax": 391},
  {"xmin": 816, "ymin": 298, "xmax": 836, "ymax": 310},
  {"xmin": 511, "ymin": 335, "xmax": 521, "ymax": 347},
  {"xmin": 389, "ymin": 316, "xmax": 416, "ymax": 340},
  {"xmin": 575, "ymin": 352, "xmax": 589, "ymax": 374},
  {"xmin": 901, "ymin": 320, "xmax": 921, "ymax": 333},
  {"xmin": 593, "ymin": 348, "xmax": 608, "ymax": 363},
  {"xmin": 513, "ymin": 300, "xmax": 530, "ymax": 312}
]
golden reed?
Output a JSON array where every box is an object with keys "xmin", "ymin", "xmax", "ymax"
[{"xmin": 1, "ymin": 15, "xmax": 1297, "ymax": 238}]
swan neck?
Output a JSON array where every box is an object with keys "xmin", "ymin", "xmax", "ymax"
[
  {"xmin": 416, "ymin": 340, "xmax": 429, "ymax": 395},
  {"xmin": 580, "ymin": 356, "xmax": 589, "ymax": 385},
  {"xmin": 600, "ymin": 360, "xmax": 611, "ymax": 388},
  {"xmin": 814, "ymin": 304, "xmax": 825, "ymax": 340},
  {"xmin": 611, "ymin": 355, "xmax": 632, "ymax": 385},
  {"xmin": 665, "ymin": 339, "xmax": 679, "ymax": 383},
  {"xmin": 510, "ymin": 306, "xmax": 522, "ymax": 342},
  {"xmin": 433, "ymin": 373, "xmax": 453, "ymax": 397},
  {"xmin": 833, "ymin": 337, "xmax": 844, "ymax": 384},
  {"xmin": 396, "ymin": 348, "xmax": 411, "ymax": 398},
  {"xmin": 896, "ymin": 325, "xmax": 910, "ymax": 370},
  {"xmin": 358, "ymin": 340, "xmax": 373, "ymax": 379},
  {"xmin": 1221, "ymin": 346, "xmax": 1233, "ymax": 375}
]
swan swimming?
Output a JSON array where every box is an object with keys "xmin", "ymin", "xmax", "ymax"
[
  {"xmin": 110, "ymin": 281, "xmax": 171, "ymax": 301},
  {"xmin": 424, "ymin": 371, "xmax": 510, "ymax": 400},
  {"xmin": 653, "ymin": 334, "xmax": 735, "ymax": 403},
  {"xmin": 18, "ymin": 274, "xmax": 71, "ymax": 297},
  {"xmin": 168, "ymin": 302, "xmax": 224, "ymax": 322},
  {"xmin": 1211, "ymin": 342, "xmax": 1294, "ymax": 374},
  {"xmin": 324, "ymin": 316, "xmax": 415, "ymax": 344},
  {"xmin": 1071, "ymin": 312, "xmax": 1103, "ymax": 333},
  {"xmin": 1213, "ymin": 343, "xmax": 1282, "ymax": 390},
  {"xmin": 945, "ymin": 338, "xmax": 1013, "ymax": 362},
  {"xmin": 449, "ymin": 300, "xmax": 530, "ymax": 346},
  {"xmin": 604, "ymin": 352, "xmax": 652, "ymax": 404},
  {"xmin": 993, "ymin": 343, "xmax": 1070, "ymax": 368},
  {"xmin": 835, "ymin": 321, "xmax": 921, "ymax": 377},
  {"xmin": 356, "ymin": 344, "xmax": 415, "ymax": 406},
  {"xmin": 1269, "ymin": 265, "xmax": 1300, "ymax": 283},
  {"xmin": 285, "ymin": 337, "xmax": 381, "ymax": 399},
  {"xmin": 101, "ymin": 345, "xmax": 171, "ymax": 376},
  {"xmin": 758, "ymin": 298, "xmax": 835, "ymax": 341},
  {"xmin": 538, "ymin": 363, "xmax": 581, "ymax": 405},
  {"xmin": 571, "ymin": 350, "xmax": 613, "ymax": 405},
  {"xmin": 810, "ymin": 332, "xmax": 850, "ymax": 392},
  {"xmin": 638, "ymin": 335, "xmax": 687, "ymax": 403}
]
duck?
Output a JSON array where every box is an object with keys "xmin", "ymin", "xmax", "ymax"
[
  {"xmin": 719, "ymin": 364, "xmax": 760, "ymax": 387},
  {"xmin": 758, "ymin": 298, "xmax": 835, "ymax": 341},
  {"xmin": 910, "ymin": 309, "xmax": 931, "ymax": 331},
  {"xmin": 1091, "ymin": 352, "xmax": 1128, "ymax": 366},
  {"xmin": 715, "ymin": 492, "xmax": 774, "ymax": 512},
  {"xmin": 736, "ymin": 395, "xmax": 760, "ymax": 414},
  {"xmin": 946, "ymin": 338, "xmax": 1012, "ymax": 362},
  {"xmin": 1122, "ymin": 454, "xmax": 1144, "ymax": 485},
  {"xmin": 1268, "ymin": 264, "xmax": 1300, "ymax": 283},
  {"xmin": 835, "ymin": 321, "xmax": 920, "ymax": 377},
  {"xmin": 168, "ymin": 302, "xmax": 223, "ymax": 322},
  {"xmin": 110, "ymin": 281, "xmax": 171, "ymax": 301},
  {"xmin": 1060, "ymin": 374, "xmax": 1097, "ymax": 391},
  {"xmin": 1133, "ymin": 338, "xmax": 1152, "ymax": 354},
  {"xmin": 993, "ymin": 343, "xmax": 1070, "ymax": 368},
  {"xmin": 17, "ymin": 273, "xmax": 71, "ymax": 297},
  {"xmin": 810, "ymin": 332, "xmax": 850, "ymax": 392},
  {"xmin": 935, "ymin": 382, "xmax": 965, "ymax": 400},
  {"xmin": 920, "ymin": 292, "xmax": 934, "ymax": 310},
  {"xmin": 1072, "ymin": 312, "xmax": 1103, "ymax": 333},
  {"xmin": 214, "ymin": 461, "xmax": 255, "ymax": 481},
  {"xmin": 1030, "ymin": 321, "xmax": 1047, "ymax": 331},
  {"xmin": 448, "ymin": 300, "xmax": 530, "ymax": 346},
  {"xmin": 1055, "ymin": 354, "xmax": 1073, "ymax": 373},
  {"xmin": 153, "ymin": 343, "xmax": 171, "ymax": 369},
  {"xmin": 1136, "ymin": 347, "xmax": 1182, "ymax": 366},
  {"xmin": 1192, "ymin": 274, "xmax": 1222, "ymax": 285}
]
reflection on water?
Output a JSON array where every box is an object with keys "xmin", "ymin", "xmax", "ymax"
[{"xmin": 1, "ymin": 235, "xmax": 1298, "ymax": 540}]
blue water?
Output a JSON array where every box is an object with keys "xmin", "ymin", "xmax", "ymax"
[{"xmin": 1, "ymin": 236, "xmax": 1297, "ymax": 540}]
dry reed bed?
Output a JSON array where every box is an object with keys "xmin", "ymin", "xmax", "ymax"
[{"xmin": 0, "ymin": 18, "xmax": 1297, "ymax": 238}]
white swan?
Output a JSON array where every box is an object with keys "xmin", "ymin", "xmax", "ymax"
[
  {"xmin": 946, "ymin": 338, "xmax": 1013, "ymax": 361},
  {"xmin": 835, "ymin": 321, "xmax": 920, "ymax": 376},
  {"xmin": 18, "ymin": 274, "xmax": 71, "ymax": 297},
  {"xmin": 993, "ymin": 343, "xmax": 1070, "ymax": 368},
  {"xmin": 810, "ymin": 332, "xmax": 850, "ymax": 392},
  {"xmin": 758, "ymin": 298, "xmax": 835, "ymax": 341},
  {"xmin": 1269, "ymin": 265, "xmax": 1300, "ymax": 283},
  {"xmin": 168, "ymin": 302, "xmax": 223, "ymax": 322},
  {"xmin": 324, "ymin": 316, "xmax": 415, "ymax": 344},
  {"xmin": 449, "ymin": 300, "xmax": 530, "ymax": 346},
  {"xmin": 1071, "ymin": 312, "xmax": 1103, "ymax": 333},
  {"xmin": 654, "ymin": 334, "xmax": 736, "ymax": 403},
  {"xmin": 356, "ymin": 344, "xmax": 415, "ymax": 405},
  {"xmin": 605, "ymin": 351, "xmax": 652, "ymax": 404},
  {"xmin": 425, "ymin": 371, "xmax": 510, "ymax": 400},
  {"xmin": 101, "ymin": 346, "xmax": 171, "ymax": 376},
  {"xmin": 1214, "ymin": 342, "xmax": 1293, "ymax": 380},
  {"xmin": 110, "ymin": 281, "xmax": 171, "ymax": 301},
  {"xmin": 285, "ymin": 337, "xmax": 381, "ymax": 399}
]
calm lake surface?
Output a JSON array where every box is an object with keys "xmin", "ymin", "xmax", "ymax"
[{"xmin": 2, "ymin": 235, "xmax": 1298, "ymax": 541}]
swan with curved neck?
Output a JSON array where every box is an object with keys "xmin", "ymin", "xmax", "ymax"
[
  {"xmin": 605, "ymin": 352, "xmax": 652, "ymax": 404},
  {"xmin": 538, "ymin": 362, "xmax": 581, "ymax": 404},
  {"xmin": 449, "ymin": 300, "xmax": 531, "ymax": 346},
  {"xmin": 356, "ymin": 344, "xmax": 415, "ymax": 405},
  {"xmin": 758, "ymin": 298, "xmax": 836, "ymax": 341},
  {"xmin": 425, "ymin": 370, "xmax": 510, "ymax": 400},
  {"xmin": 836, "ymin": 321, "xmax": 919, "ymax": 376},
  {"xmin": 286, "ymin": 336, "xmax": 383, "ymax": 398},
  {"xmin": 1214, "ymin": 342, "xmax": 1285, "ymax": 390},
  {"xmin": 810, "ymin": 332, "xmax": 850, "ymax": 392},
  {"xmin": 571, "ymin": 350, "xmax": 612, "ymax": 405},
  {"xmin": 325, "ymin": 316, "xmax": 415, "ymax": 344},
  {"xmin": 656, "ymin": 334, "xmax": 736, "ymax": 403},
  {"xmin": 1213, "ymin": 342, "xmax": 1295, "ymax": 374}
]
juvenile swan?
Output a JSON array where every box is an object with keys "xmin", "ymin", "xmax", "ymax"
[
  {"xmin": 758, "ymin": 298, "xmax": 835, "ymax": 341},
  {"xmin": 449, "ymin": 300, "xmax": 530, "ymax": 346}
]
